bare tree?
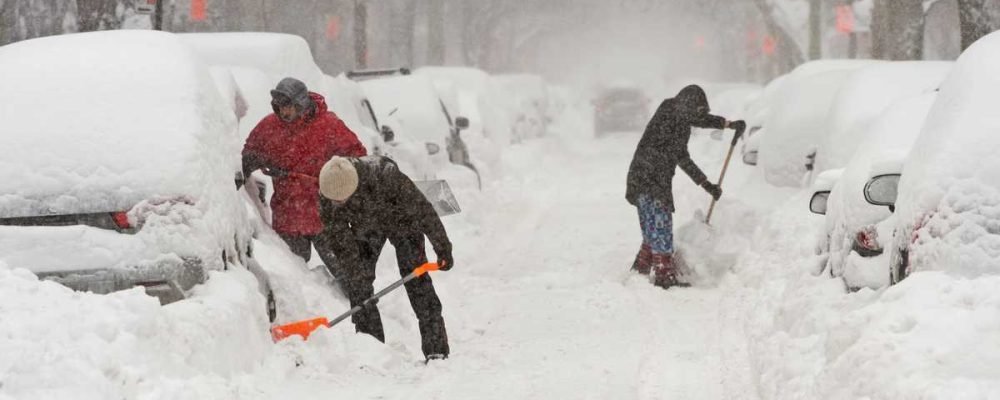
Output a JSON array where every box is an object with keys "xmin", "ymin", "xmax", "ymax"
[{"xmin": 957, "ymin": 0, "xmax": 997, "ymax": 49}]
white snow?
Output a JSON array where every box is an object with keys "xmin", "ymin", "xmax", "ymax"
[
  {"xmin": 894, "ymin": 31, "xmax": 1000, "ymax": 279},
  {"xmin": 178, "ymin": 32, "xmax": 326, "ymax": 93},
  {"xmin": 757, "ymin": 60, "xmax": 879, "ymax": 187},
  {"xmin": 2, "ymin": 58, "xmax": 1000, "ymax": 400},
  {"xmin": 814, "ymin": 61, "xmax": 951, "ymax": 175}
]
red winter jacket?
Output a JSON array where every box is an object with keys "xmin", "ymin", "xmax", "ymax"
[{"xmin": 242, "ymin": 92, "xmax": 367, "ymax": 235}]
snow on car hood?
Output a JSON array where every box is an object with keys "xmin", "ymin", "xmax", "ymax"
[
  {"xmin": 896, "ymin": 31, "xmax": 1000, "ymax": 278},
  {"xmin": 0, "ymin": 31, "xmax": 239, "ymax": 219}
]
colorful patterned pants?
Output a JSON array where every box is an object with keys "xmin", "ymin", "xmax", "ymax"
[{"xmin": 637, "ymin": 194, "xmax": 674, "ymax": 254}]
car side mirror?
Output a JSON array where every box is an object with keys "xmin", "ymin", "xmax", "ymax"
[
  {"xmin": 742, "ymin": 150, "xmax": 758, "ymax": 166},
  {"xmin": 864, "ymin": 174, "xmax": 901, "ymax": 212},
  {"xmin": 810, "ymin": 191, "xmax": 830, "ymax": 215},
  {"xmin": 380, "ymin": 125, "xmax": 395, "ymax": 143},
  {"xmin": 426, "ymin": 142, "xmax": 441, "ymax": 155},
  {"xmin": 455, "ymin": 116, "xmax": 470, "ymax": 131}
]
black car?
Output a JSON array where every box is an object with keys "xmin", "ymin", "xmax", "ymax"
[{"xmin": 593, "ymin": 87, "xmax": 650, "ymax": 136}]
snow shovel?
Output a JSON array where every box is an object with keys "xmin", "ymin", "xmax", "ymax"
[
  {"xmin": 705, "ymin": 124, "xmax": 746, "ymax": 225},
  {"xmin": 270, "ymin": 262, "xmax": 441, "ymax": 342}
]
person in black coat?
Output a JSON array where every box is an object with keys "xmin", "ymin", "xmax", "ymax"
[
  {"xmin": 625, "ymin": 84, "xmax": 746, "ymax": 289},
  {"xmin": 317, "ymin": 155, "xmax": 453, "ymax": 361}
]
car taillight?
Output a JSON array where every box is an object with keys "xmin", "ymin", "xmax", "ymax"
[
  {"xmin": 111, "ymin": 212, "xmax": 131, "ymax": 229},
  {"xmin": 852, "ymin": 225, "xmax": 884, "ymax": 257}
]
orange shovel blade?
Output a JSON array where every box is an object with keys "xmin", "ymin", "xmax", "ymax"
[{"xmin": 271, "ymin": 317, "xmax": 329, "ymax": 342}]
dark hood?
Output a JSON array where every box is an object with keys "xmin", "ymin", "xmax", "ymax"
[{"xmin": 674, "ymin": 85, "xmax": 710, "ymax": 117}]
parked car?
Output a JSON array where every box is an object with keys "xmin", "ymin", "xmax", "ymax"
[
  {"xmin": 591, "ymin": 84, "xmax": 650, "ymax": 136},
  {"xmin": 867, "ymin": 32, "xmax": 1000, "ymax": 285},
  {"xmin": 0, "ymin": 31, "xmax": 275, "ymax": 320},
  {"xmin": 356, "ymin": 72, "xmax": 480, "ymax": 189},
  {"xmin": 758, "ymin": 60, "xmax": 880, "ymax": 187},
  {"xmin": 813, "ymin": 61, "xmax": 952, "ymax": 175},
  {"xmin": 809, "ymin": 93, "xmax": 938, "ymax": 289}
]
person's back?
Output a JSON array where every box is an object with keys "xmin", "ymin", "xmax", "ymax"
[{"xmin": 624, "ymin": 84, "xmax": 744, "ymax": 289}]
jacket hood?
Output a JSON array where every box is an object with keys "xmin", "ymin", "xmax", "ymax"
[{"xmin": 674, "ymin": 85, "xmax": 709, "ymax": 115}]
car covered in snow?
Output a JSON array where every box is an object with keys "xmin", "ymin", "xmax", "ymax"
[
  {"xmin": 868, "ymin": 32, "xmax": 1000, "ymax": 285},
  {"xmin": 757, "ymin": 60, "xmax": 880, "ymax": 187},
  {"xmin": 495, "ymin": 73, "xmax": 550, "ymax": 141},
  {"xmin": 591, "ymin": 83, "xmax": 651, "ymax": 135},
  {"xmin": 810, "ymin": 92, "xmax": 938, "ymax": 289},
  {"xmin": 0, "ymin": 31, "xmax": 275, "ymax": 319},
  {"xmin": 356, "ymin": 73, "xmax": 480, "ymax": 189}
]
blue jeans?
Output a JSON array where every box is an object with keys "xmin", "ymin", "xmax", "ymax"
[{"xmin": 637, "ymin": 194, "xmax": 674, "ymax": 254}]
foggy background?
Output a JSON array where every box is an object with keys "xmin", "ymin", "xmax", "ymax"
[{"xmin": 2, "ymin": 0, "xmax": 1000, "ymax": 94}]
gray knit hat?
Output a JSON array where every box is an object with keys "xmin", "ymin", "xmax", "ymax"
[{"xmin": 270, "ymin": 77, "xmax": 312, "ymax": 109}]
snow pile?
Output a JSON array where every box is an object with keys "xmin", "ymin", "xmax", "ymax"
[
  {"xmin": 494, "ymin": 73, "xmax": 550, "ymax": 141},
  {"xmin": 895, "ymin": 31, "xmax": 1000, "ymax": 278},
  {"xmin": 737, "ymin": 194, "xmax": 1000, "ymax": 399},
  {"xmin": 178, "ymin": 33, "xmax": 326, "ymax": 92},
  {"xmin": 814, "ymin": 61, "xmax": 951, "ymax": 175}
]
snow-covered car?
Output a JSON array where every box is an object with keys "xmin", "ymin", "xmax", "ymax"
[
  {"xmin": 810, "ymin": 93, "xmax": 938, "ymax": 289},
  {"xmin": 0, "ymin": 31, "xmax": 275, "ymax": 320},
  {"xmin": 495, "ymin": 73, "xmax": 550, "ymax": 141},
  {"xmin": 758, "ymin": 60, "xmax": 880, "ymax": 187},
  {"xmin": 358, "ymin": 74, "xmax": 480, "ymax": 189},
  {"xmin": 813, "ymin": 61, "xmax": 952, "ymax": 175},
  {"xmin": 870, "ymin": 32, "xmax": 1000, "ymax": 285},
  {"xmin": 179, "ymin": 32, "xmax": 326, "ymax": 93},
  {"xmin": 591, "ymin": 84, "xmax": 650, "ymax": 136}
]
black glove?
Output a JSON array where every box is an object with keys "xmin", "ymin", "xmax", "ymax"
[
  {"xmin": 702, "ymin": 181, "xmax": 722, "ymax": 200},
  {"xmin": 436, "ymin": 249, "xmax": 454, "ymax": 271},
  {"xmin": 262, "ymin": 165, "xmax": 289, "ymax": 178},
  {"xmin": 729, "ymin": 120, "xmax": 747, "ymax": 143}
]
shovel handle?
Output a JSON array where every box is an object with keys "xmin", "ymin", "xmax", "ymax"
[
  {"xmin": 706, "ymin": 135, "xmax": 740, "ymax": 225},
  {"xmin": 270, "ymin": 263, "xmax": 441, "ymax": 342}
]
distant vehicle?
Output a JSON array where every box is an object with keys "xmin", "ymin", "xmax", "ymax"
[
  {"xmin": 870, "ymin": 33, "xmax": 1000, "ymax": 285},
  {"xmin": 592, "ymin": 85, "xmax": 650, "ymax": 136},
  {"xmin": 0, "ymin": 31, "xmax": 275, "ymax": 320}
]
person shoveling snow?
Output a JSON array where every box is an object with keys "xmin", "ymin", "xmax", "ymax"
[
  {"xmin": 625, "ymin": 84, "xmax": 745, "ymax": 289},
  {"xmin": 317, "ymin": 156, "xmax": 454, "ymax": 363}
]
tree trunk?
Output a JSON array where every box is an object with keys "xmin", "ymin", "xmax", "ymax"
[
  {"xmin": 957, "ymin": 0, "xmax": 995, "ymax": 50},
  {"xmin": 871, "ymin": 0, "xmax": 925, "ymax": 60},
  {"xmin": 426, "ymin": 0, "xmax": 445, "ymax": 65},
  {"xmin": 751, "ymin": 0, "xmax": 805, "ymax": 77},
  {"xmin": 809, "ymin": 0, "xmax": 822, "ymax": 60},
  {"xmin": 354, "ymin": 0, "xmax": 368, "ymax": 68}
]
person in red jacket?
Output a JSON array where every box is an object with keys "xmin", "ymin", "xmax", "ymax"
[{"xmin": 242, "ymin": 77, "xmax": 367, "ymax": 267}]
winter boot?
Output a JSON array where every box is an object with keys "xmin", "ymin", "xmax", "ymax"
[
  {"xmin": 650, "ymin": 253, "xmax": 683, "ymax": 289},
  {"xmin": 631, "ymin": 243, "xmax": 653, "ymax": 275}
]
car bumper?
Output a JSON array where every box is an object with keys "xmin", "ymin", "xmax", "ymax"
[{"xmin": 34, "ymin": 256, "xmax": 206, "ymax": 305}]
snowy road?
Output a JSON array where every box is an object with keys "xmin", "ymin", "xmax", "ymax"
[{"xmin": 268, "ymin": 132, "xmax": 762, "ymax": 399}]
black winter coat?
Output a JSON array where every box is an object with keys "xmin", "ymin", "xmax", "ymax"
[
  {"xmin": 319, "ymin": 156, "xmax": 452, "ymax": 267},
  {"xmin": 626, "ymin": 85, "xmax": 726, "ymax": 211}
]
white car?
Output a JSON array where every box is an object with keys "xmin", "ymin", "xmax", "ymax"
[
  {"xmin": 810, "ymin": 92, "xmax": 938, "ymax": 289},
  {"xmin": 358, "ymin": 74, "xmax": 480, "ymax": 189},
  {"xmin": 757, "ymin": 60, "xmax": 880, "ymax": 187},
  {"xmin": 0, "ymin": 31, "xmax": 275, "ymax": 319},
  {"xmin": 868, "ymin": 32, "xmax": 1000, "ymax": 284}
]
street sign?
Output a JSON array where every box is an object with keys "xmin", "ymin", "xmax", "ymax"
[{"xmin": 135, "ymin": 0, "xmax": 155, "ymax": 14}]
